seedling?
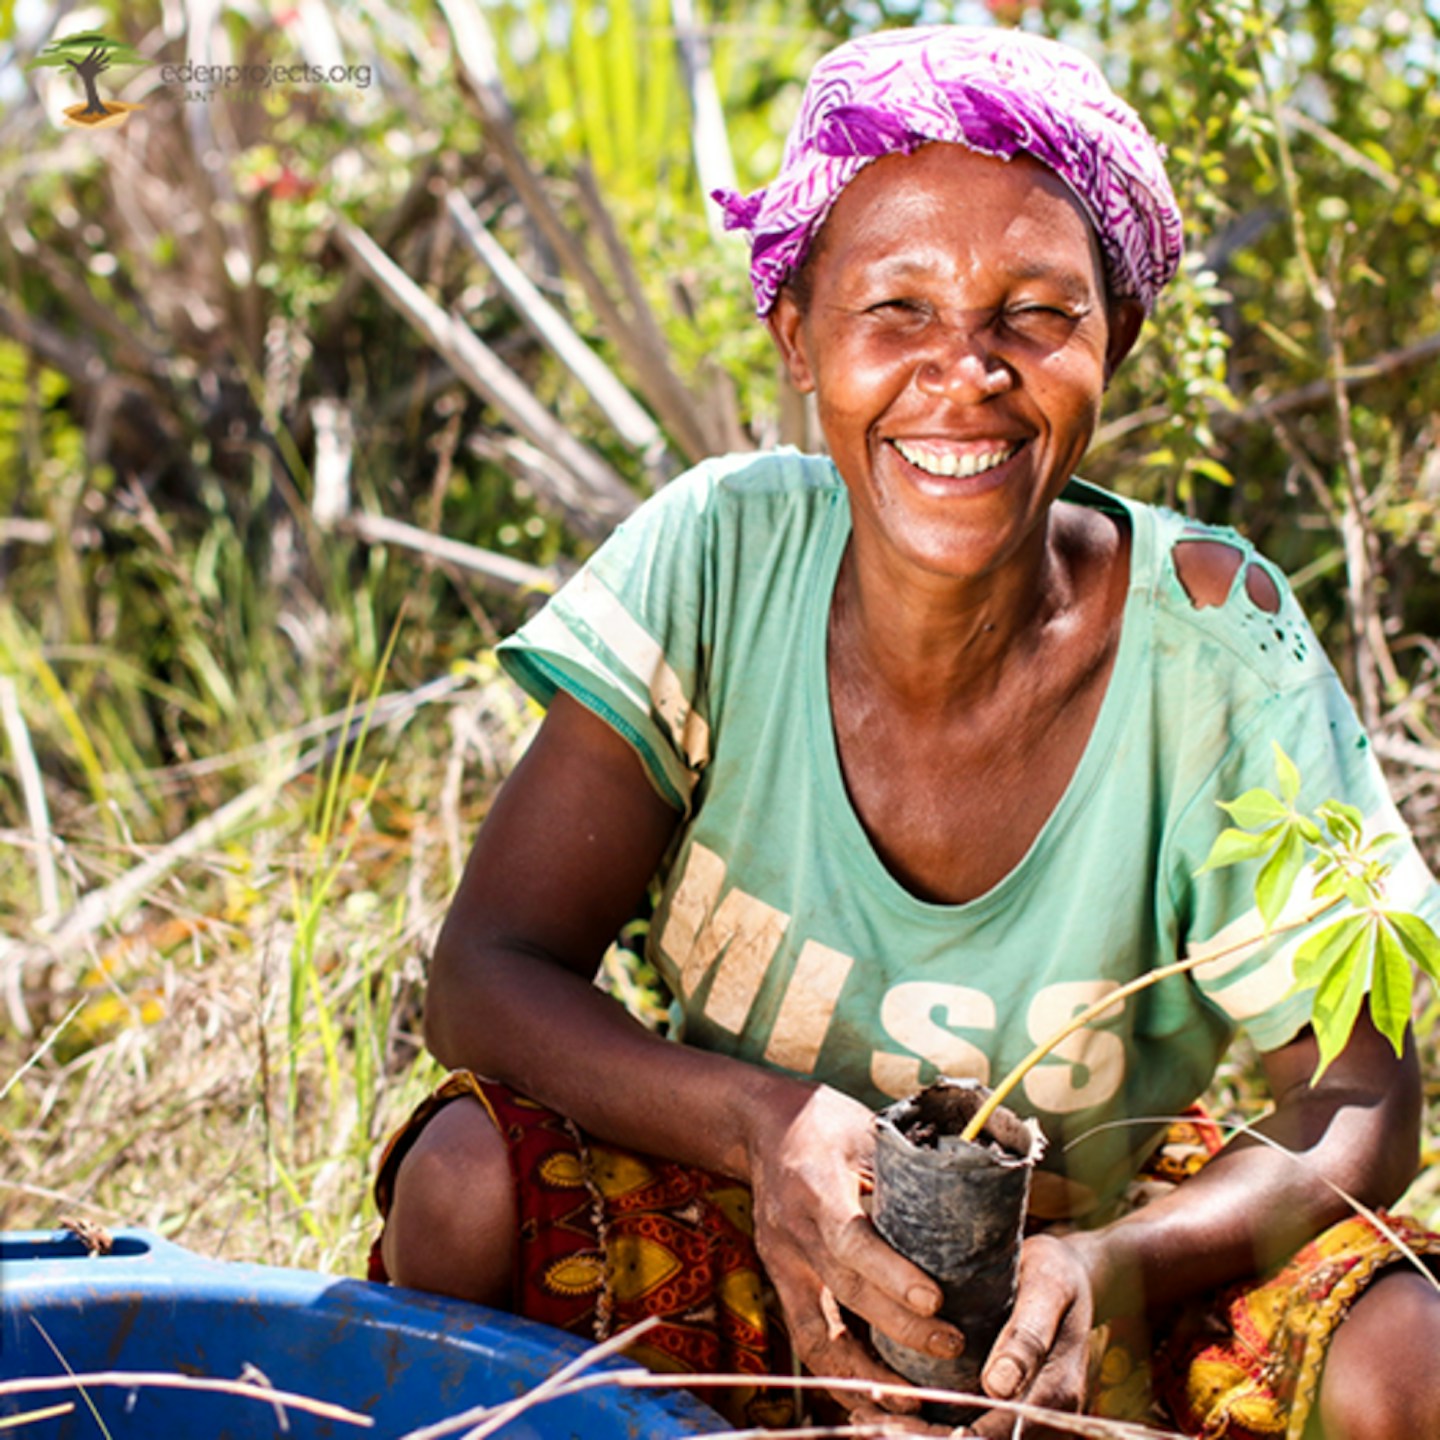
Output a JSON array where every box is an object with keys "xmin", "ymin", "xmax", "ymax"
[{"xmin": 959, "ymin": 743, "xmax": 1440, "ymax": 1145}]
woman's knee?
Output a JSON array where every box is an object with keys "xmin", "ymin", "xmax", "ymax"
[
  {"xmin": 1315, "ymin": 1268, "xmax": 1440, "ymax": 1440},
  {"xmin": 380, "ymin": 1096, "xmax": 517, "ymax": 1308}
]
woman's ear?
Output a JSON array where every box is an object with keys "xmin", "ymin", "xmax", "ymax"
[
  {"xmin": 766, "ymin": 290, "xmax": 816, "ymax": 394},
  {"xmin": 1104, "ymin": 298, "xmax": 1146, "ymax": 384}
]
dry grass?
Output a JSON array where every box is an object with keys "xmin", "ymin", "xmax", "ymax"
[{"xmin": 0, "ymin": 669, "xmax": 531, "ymax": 1277}]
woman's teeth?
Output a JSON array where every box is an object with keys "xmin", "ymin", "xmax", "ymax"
[{"xmin": 892, "ymin": 439, "xmax": 1020, "ymax": 479}]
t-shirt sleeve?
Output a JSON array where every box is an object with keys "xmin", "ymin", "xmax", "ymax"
[
  {"xmin": 1168, "ymin": 673, "xmax": 1440, "ymax": 1054},
  {"xmin": 495, "ymin": 467, "xmax": 717, "ymax": 812}
]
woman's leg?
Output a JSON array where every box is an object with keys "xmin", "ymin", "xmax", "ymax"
[
  {"xmin": 380, "ymin": 1095, "xmax": 517, "ymax": 1308},
  {"xmin": 1314, "ymin": 1268, "xmax": 1440, "ymax": 1440}
]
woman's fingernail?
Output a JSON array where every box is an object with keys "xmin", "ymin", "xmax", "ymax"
[
  {"xmin": 928, "ymin": 1327, "xmax": 964, "ymax": 1358},
  {"xmin": 907, "ymin": 1284, "xmax": 940, "ymax": 1313},
  {"xmin": 987, "ymin": 1356, "xmax": 1023, "ymax": 1398}
]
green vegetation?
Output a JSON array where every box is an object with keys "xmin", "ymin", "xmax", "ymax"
[{"xmin": 2, "ymin": 0, "xmax": 1440, "ymax": 1278}]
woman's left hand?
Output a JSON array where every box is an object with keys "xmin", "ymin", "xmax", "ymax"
[{"xmin": 968, "ymin": 1232, "xmax": 1094, "ymax": 1438}]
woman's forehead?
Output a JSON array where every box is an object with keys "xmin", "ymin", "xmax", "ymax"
[{"xmin": 812, "ymin": 146, "xmax": 1106, "ymax": 292}]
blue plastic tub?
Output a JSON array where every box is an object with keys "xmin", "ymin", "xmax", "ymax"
[{"xmin": 0, "ymin": 1229, "xmax": 729, "ymax": 1437}]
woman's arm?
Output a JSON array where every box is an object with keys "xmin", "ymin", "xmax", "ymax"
[
  {"xmin": 424, "ymin": 691, "xmax": 965, "ymax": 1412},
  {"xmin": 966, "ymin": 1013, "xmax": 1421, "ymax": 1438}
]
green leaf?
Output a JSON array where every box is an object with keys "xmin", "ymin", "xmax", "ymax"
[
  {"xmin": 1312, "ymin": 867, "xmax": 1346, "ymax": 902},
  {"xmin": 1369, "ymin": 921, "xmax": 1414, "ymax": 1059},
  {"xmin": 1256, "ymin": 827, "xmax": 1305, "ymax": 929},
  {"xmin": 1218, "ymin": 788, "xmax": 1290, "ymax": 829},
  {"xmin": 1387, "ymin": 912, "xmax": 1440, "ymax": 984},
  {"xmin": 1196, "ymin": 824, "xmax": 1281, "ymax": 874},
  {"xmin": 1310, "ymin": 919, "xmax": 1374, "ymax": 1080},
  {"xmin": 1341, "ymin": 875, "xmax": 1374, "ymax": 911},
  {"xmin": 1291, "ymin": 912, "xmax": 1368, "ymax": 991},
  {"xmin": 1273, "ymin": 742, "xmax": 1301, "ymax": 806},
  {"xmin": 1187, "ymin": 456, "xmax": 1234, "ymax": 487},
  {"xmin": 1318, "ymin": 799, "xmax": 1364, "ymax": 844},
  {"xmin": 1361, "ymin": 831, "xmax": 1400, "ymax": 857}
]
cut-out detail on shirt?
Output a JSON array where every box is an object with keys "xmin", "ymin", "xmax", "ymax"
[
  {"xmin": 1243, "ymin": 563, "xmax": 1281, "ymax": 615},
  {"xmin": 1173, "ymin": 537, "xmax": 1282, "ymax": 618},
  {"xmin": 1173, "ymin": 538, "xmax": 1243, "ymax": 610}
]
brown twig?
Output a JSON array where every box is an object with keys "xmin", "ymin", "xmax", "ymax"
[
  {"xmin": 0, "ymin": 1372, "xmax": 372, "ymax": 1427},
  {"xmin": 332, "ymin": 219, "xmax": 637, "ymax": 539},
  {"xmin": 339, "ymin": 512, "xmax": 557, "ymax": 595},
  {"xmin": 445, "ymin": 188, "xmax": 672, "ymax": 479},
  {"xmin": 1092, "ymin": 331, "xmax": 1440, "ymax": 452},
  {"xmin": 437, "ymin": 0, "xmax": 711, "ymax": 462}
]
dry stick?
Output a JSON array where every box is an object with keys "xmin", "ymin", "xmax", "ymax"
[
  {"xmin": 1091, "ymin": 330, "xmax": 1440, "ymax": 452},
  {"xmin": 0, "ymin": 999, "xmax": 85, "ymax": 1103},
  {"xmin": 961, "ymin": 897, "xmax": 1341, "ymax": 1145},
  {"xmin": 671, "ymin": 0, "xmax": 740, "ymax": 236},
  {"xmin": 444, "ymin": 189, "xmax": 671, "ymax": 478},
  {"xmin": 1374, "ymin": 734, "xmax": 1440, "ymax": 774},
  {"xmin": 107, "ymin": 673, "xmax": 472, "ymax": 789},
  {"xmin": 571, "ymin": 163, "xmax": 718, "ymax": 468},
  {"xmin": 0, "ymin": 677, "xmax": 60, "ymax": 920},
  {"xmin": 339, "ymin": 512, "xmax": 557, "ymax": 595},
  {"xmin": 0, "ymin": 675, "xmax": 460, "ymax": 1002},
  {"xmin": 547, "ymin": 1369, "xmax": 1186, "ymax": 1440},
  {"xmin": 436, "ymin": 0, "xmax": 711, "ymax": 464},
  {"xmin": 0, "ymin": 678, "xmax": 59, "ymax": 1035},
  {"xmin": 333, "ymin": 220, "xmax": 636, "ymax": 542},
  {"xmin": 0, "ymin": 1373, "xmax": 372, "ymax": 1428},
  {"xmin": 0, "ymin": 1403, "xmax": 75, "ymax": 1430},
  {"xmin": 394, "ymin": 1316, "xmax": 665, "ymax": 1440},
  {"xmin": 316, "ymin": 160, "xmax": 439, "ymax": 346},
  {"xmin": 1259, "ymin": 65, "xmax": 1392, "ymax": 732}
]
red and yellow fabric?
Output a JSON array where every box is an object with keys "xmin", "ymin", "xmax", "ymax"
[
  {"xmin": 371, "ymin": 1075, "xmax": 1440, "ymax": 1437},
  {"xmin": 370, "ymin": 1072, "xmax": 798, "ymax": 1428}
]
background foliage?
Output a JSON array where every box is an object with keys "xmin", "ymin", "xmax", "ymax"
[{"xmin": 2, "ymin": 0, "xmax": 1440, "ymax": 1274}]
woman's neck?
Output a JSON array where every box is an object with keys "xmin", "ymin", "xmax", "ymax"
[{"xmin": 831, "ymin": 511, "xmax": 1079, "ymax": 716}]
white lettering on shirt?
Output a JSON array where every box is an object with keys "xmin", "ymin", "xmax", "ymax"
[
  {"xmin": 764, "ymin": 940, "xmax": 855, "ymax": 1074},
  {"xmin": 1021, "ymin": 980, "xmax": 1126, "ymax": 1113},
  {"xmin": 869, "ymin": 982, "xmax": 995, "ymax": 1099},
  {"xmin": 659, "ymin": 842, "xmax": 788, "ymax": 1034}
]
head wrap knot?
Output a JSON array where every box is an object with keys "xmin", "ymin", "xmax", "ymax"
[{"xmin": 713, "ymin": 26, "xmax": 1183, "ymax": 316}]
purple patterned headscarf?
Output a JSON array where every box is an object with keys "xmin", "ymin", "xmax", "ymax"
[{"xmin": 713, "ymin": 26, "xmax": 1183, "ymax": 317}]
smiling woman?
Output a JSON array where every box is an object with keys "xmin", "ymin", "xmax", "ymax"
[{"xmin": 370, "ymin": 25, "xmax": 1440, "ymax": 1440}]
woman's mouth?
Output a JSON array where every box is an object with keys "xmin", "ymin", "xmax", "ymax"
[{"xmin": 890, "ymin": 437, "xmax": 1023, "ymax": 481}]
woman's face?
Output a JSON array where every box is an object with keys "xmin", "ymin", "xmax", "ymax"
[{"xmin": 768, "ymin": 144, "xmax": 1142, "ymax": 588}]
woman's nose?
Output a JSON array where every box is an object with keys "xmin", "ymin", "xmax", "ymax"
[{"xmin": 914, "ymin": 324, "xmax": 1013, "ymax": 400}]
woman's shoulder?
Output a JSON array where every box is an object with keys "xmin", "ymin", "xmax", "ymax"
[
  {"xmin": 653, "ymin": 447, "xmax": 842, "ymax": 518},
  {"xmin": 599, "ymin": 448, "xmax": 845, "ymax": 577},
  {"xmin": 1067, "ymin": 480, "xmax": 1335, "ymax": 696}
]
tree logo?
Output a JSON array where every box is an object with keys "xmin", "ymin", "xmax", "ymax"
[{"xmin": 28, "ymin": 31, "xmax": 150, "ymax": 129}]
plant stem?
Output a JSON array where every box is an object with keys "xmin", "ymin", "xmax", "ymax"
[{"xmin": 958, "ymin": 897, "xmax": 1341, "ymax": 1145}]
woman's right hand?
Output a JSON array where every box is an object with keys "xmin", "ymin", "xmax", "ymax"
[{"xmin": 745, "ymin": 1081, "xmax": 966, "ymax": 1426}]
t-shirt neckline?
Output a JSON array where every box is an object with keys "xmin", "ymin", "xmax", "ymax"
[{"xmin": 807, "ymin": 472, "xmax": 1153, "ymax": 918}]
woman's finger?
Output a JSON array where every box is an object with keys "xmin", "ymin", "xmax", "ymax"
[
  {"xmin": 762, "ymin": 1257, "xmax": 926, "ymax": 1415},
  {"xmin": 980, "ymin": 1234, "xmax": 1089, "ymax": 1404}
]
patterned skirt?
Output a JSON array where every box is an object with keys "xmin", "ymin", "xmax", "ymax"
[{"xmin": 370, "ymin": 1072, "xmax": 1440, "ymax": 1437}]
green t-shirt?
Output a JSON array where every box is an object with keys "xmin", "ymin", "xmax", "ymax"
[{"xmin": 497, "ymin": 449, "xmax": 1438, "ymax": 1214}]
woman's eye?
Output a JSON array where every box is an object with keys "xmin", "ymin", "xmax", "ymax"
[
  {"xmin": 1001, "ymin": 305, "xmax": 1080, "ymax": 339},
  {"xmin": 1008, "ymin": 304, "xmax": 1071, "ymax": 321},
  {"xmin": 865, "ymin": 298, "xmax": 927, "ymax": 321}
]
